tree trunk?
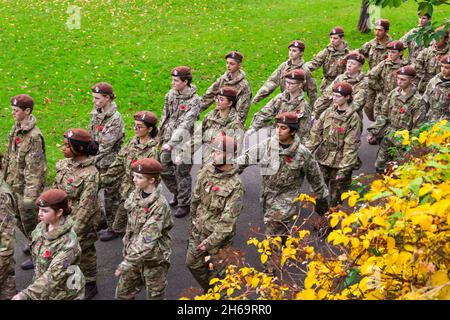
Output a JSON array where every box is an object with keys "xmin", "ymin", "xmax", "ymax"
[{"xmin": 358, "ymin": 0, "xmax": 371, "ymax": 33}]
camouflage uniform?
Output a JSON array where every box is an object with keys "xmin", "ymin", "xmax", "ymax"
[
  {"xmin": 16, "ymin": 218, "xmax": 85, "ymax": 300},
  {"xmin": 116, "ymin": 185, "xmax": 173, "ymax": 300},
  {"xmin": 313, "ymin": 71, "xmax": 368, "ymax": 119},
  {"xmin": 88, "ymin": 102, "xmax": 125, "ymax": 230},
  {"xmin": 422, "ymin": 73, "xmax": 450, "ymax": 121},
  {"xmin": 400, "ymin": 26, "xmax": 426, "ymax": 63},
  {"xmin": 253, "ymin": 59, "xmax": 318, "ymax": 106},
  {"xmin": 368, "ymin": 58, "xmax": 408, "ymax": 119},
  {"xmin": 306, "ymin": 106, "xmax": 362, "ymax": 206},
  {"xmin": 186, "ymin": 164, "xmax": 244, "ymax": 291},
  {"xmin": 236, "ymin": 135, "xmax": 328, "ymax": 237},
  {"xmin": 101, "ymin": 137, "xmax": 159, "ymax": 233},
  {"xmin": 414, "ymin": 42, "xmax": 450, "ymax": 93},
  {"xmin": 368, "ymin": 86, "xmax": 425, "ymax": 172},
  {"xmin": 159, "ymin": 85, "xmax": 201, "ymax": 207},
  {"xmin": 250, "ymin": 92, "xmax": 311, "ymax": 143},
  {"xmin": 54, "ymin": 157, "xmax": 100, "ymax": 284},
  {"xmin": 201, "ymin": 70, "xmax": 252, "ymax": 123},
  {"xmin": 305, "ymin": 42, "xmax": 350, "ymax": 92},
  {"xmin": 3, "ymin": 115, "xmax": 46, "ymax": 240},
  {"xmin": 0, "ymin": 178, "xmax": 17, "ymax": 300}
]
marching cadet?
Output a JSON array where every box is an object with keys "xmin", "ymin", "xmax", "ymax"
[
  {"xmin": 115, "ymin": 158, "xmax": 173, "ymax": 300},
  {"xmin": 253, "ymin": 40, "xmax": 318, "ymax": 107},
  {"xmin": 306, "ymin": 82, "xmax": 362, "ymax": 207},
  {"xmin": 101, "ymin": 111, "xmax": 160, "ymax": 234},
  {"xmin": 305, "ymin": 26, "xmax": 350, "ymax": 92},
  {"xmin": 200, "ymin": 51, "xmax": 252, "ymax": 124},
  {"xmin": 159, "ymin": 66, "xmax": 202, "ymax": 218},
  {"xmin": 0, "ymin": 153, "xmax": 18, "ymax": 300},
  {"xmin": 249, "ymin": 69, "xmax": 311, "ymax": 144},
  {"xmin": 400, "ymin": 12, "xmax": 432, "ymax": 63},
  {"xmin": 237, "ymin": 112, "xmax": 329, "ymax": 239},
  {"xmin": 54, "ymin": 128, "xmax": 101, "ymax": 299},
  {"xmin": 88, "ymin": 82, "xmax": 125, "ymax": 242},
  {"xmin": 12, "ymin": 189, "xmax": 85, "ymax": 300},
  {"xmin": 313, "ymin": 51, "xmax": 367, "ymax": 120},
  {"xmin": 358, "ymin": 19, "xmax": 393, "ymax": 121},
  {"xmin": 186, "ymin": 135, "xmax": 244, "ymax": 292},
  {"xmin": 367, "ymin": 66, "xmax": 425, "ymax": 173},
  {"xmin": 368, "ymin": 41, "xmax": 408, "ymax": 119},
  {"xmin": 422, "ymin": 54, "xmax": 450, "ymax": 122},
  {"xmin": 3, "ymin": 94, "xmax": 47, "ymax": 270},
  {"xmin": 414, "ymin": 25, "xmax": 450, "ymax": 94}
]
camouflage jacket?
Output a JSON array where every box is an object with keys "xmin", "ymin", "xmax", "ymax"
[
  {"xmin": 101, "ymin": 137, "xmax": 159, "ymax": 197},
  {"xmin": 368, "ymin": 58, "xmax": 408, "ymax": 95},
  {"xmin": 368, "ymin": 86, "xmax": 425, "ymax": 138},
  {"xmin": 414, "ymin": 42, "xmax": 450, "ymax": 93},
  {"xmin": 191, "ymin": 164, "xmax": 244, "ymax": 252},
  {"xmin": 253, "ymin": 59, "xmax": 318, "ymax": 106},
  {"xmin": 250, "ymin": 91, "xmax": 311, "ymax": 143},
  {"xmin": 236, "ymin": 135, "xmax": 328, "ymax": 201},
  {"xmin": 359, "ymin": 35, "xmax": 393, "ymax": 69},
  {"xmin": 159, "ymin": 85, "xmax": 202, "ymax": 147},
  {"xmin": 313, "ymin": 71, "xmax": 368, "ymax": 119},
  {"xmin": 422, "ymin": 73, "xmax": 450, "ymax": 122},
  {"xmin": 400, "ymin": 26, "xmax": 426, "ymax": 63},
  {"xmin": 119, "ymin": 185, "xmax": 173, "ymax": 272},
  {"xmin": 306, "ymin": 105, "xmax": 362, "ymax": 175},
  {"xmin": 201, "ymin": 70, "xmax": 252, "ymax": 123},
  {"xmin": 305, "ymin": 41, "xmax": 350, "ymax": 80},
  {"xmin": 88, "ymin": 102, "xmax": 125, "ymax": 170},
  {"xmin": 0, "ymin": 178, "xmax": 17, "ymax": 272},
  {"xmin": 54, "ymin": 157, "xmax": 100, "ymax": 245},
  {"xmin": 19, "ymin": 218, "xmax": 85, "ymax": 300},
  {"xmin": 3, "ymin": 115, "xmax": 47, "ymax": 202}
]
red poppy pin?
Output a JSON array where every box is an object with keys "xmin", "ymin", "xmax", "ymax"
[
  {"xmin": 338, "ymin": 127, "xmax": 344, "ymax": 133},
  {"xmin": 212, "ymin": 186, "xmax": 220, "ymax": 192},
  {"xmin": 179, "ymin": 104, "xmax": 186, "ymax": 111},
  {"xmin": 97, "ymin": 125, "xmax": 104, "ymax": 132},
  {"xmin": 132, "ymin": 159, "xmax": 137, "ymax": 165},
  {"xmin": 143, "ymin": 207, "xmax": 150, "ymax": 213},
  {"xmin": 447, "ymin": 94, "xmax": 450, "ymax": 99},
  {"xmin": 285, "ymin": 155, "xmax": 293, "ymax": 163},
  {"xmin": 67, "ymin": 178, "xmax": 74, "ymax": 184},
  {"xmin": 42, "ymin": 250, "xmax": 51, "ymax": 259},
  {"xmin": 15, "ymin": 137, "xmax": 21, "ymax": 144},
  {"xmin": 399, "ymin": 107, "xmax": 405, "ymax": 114}
]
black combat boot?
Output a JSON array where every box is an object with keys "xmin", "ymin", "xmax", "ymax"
[
  {"xmin": 168, "ymin": 196, "xmax": 178, "ymax": 207},
  {"xmin": 174, "ymin": 205, "xmax": 190, "ymax": 218},
  {"xmin": 22, "ymin": 244, "xmax": 31, "ymax": 255},
  {"xmin": 99, "ymin": 229, "xmax": 119, "ymax": 242},
  {"xmin": 20, "ymin": 258, "xmax": 34, "ymax": 270},
  {"xmin": 84, "ymin": 282, "xmax": 98, "ymax": 300}
]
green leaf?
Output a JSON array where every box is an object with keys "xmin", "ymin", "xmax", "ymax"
[
  {"xmin": 389, "ymin": 187, "xmax": 404, "ymax": 197},
  {"xmin": 369, "ymin": 247, "xmax": 382, "ymax": 257},
  {"xmin": 343, "ymin": 268, "xmax": 360, "ymax": 288},
  {"xmin": 409, "ymin": 177, "xmax": 423, "ymax": 197},
  {"xmin": 370, "ymin": 191, "xmax": 392, "ymax": 201}
]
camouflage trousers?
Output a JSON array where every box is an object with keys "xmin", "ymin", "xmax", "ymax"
[
  {"xmin": 115, "ymin": 262, "xmax": 169, "ymax": 300},
  {"xmin": 261, "ymin": 190, "xmax": 299, "ymax": 237},
  {"xmin": 375, "ymin": 137, "xmax": 395, "ymax": 173},
  {"xmin": 79, "ymin": 238, "xmax": 97, "ymax": 284},
  {"xmin": 98, "ymin": 168, "xmax": 121, "ymax": 230},
  {"xmin": 112, "ymin": 201, "xmax": 128, "ymax": 234},
  {"xmin": 364, "ymin": 88, "xmax": 377, "ymax": 122},
  {"xmin": 15, "ymin": 195, "xmax": 38, "ymax": 241},
  {"xmin": 186, "ymin": 228, "xmax": 230, "ymax": 292},
  {"xmin": 319, "ymin": 164, "xmax": 353, "ymax": 207},
  {"xmin": 160, "ymin": 150, "xmax": 192, "ymax": 207},
  {"xmin": 373, "ymin": 91, "xmax": 389, "ymax": 120},
  {"xmin": 0, "ymin": 258, "xmax": 16, "ymax": 300}
]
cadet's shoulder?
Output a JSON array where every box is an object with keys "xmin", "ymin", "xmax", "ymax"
[
  {"xmin": 55, "ymin": 158, "xmax": 70, "ymax": 171},
  {"xmin": 296, "ymin": 143, "xmax": 314, "ymax": 159}
]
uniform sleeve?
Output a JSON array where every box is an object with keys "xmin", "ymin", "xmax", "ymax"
[
  {"xmin": 201, "ymin": 77, "xmax": 222, "ymax": 111},
  {"xmin": 305, "ymin": 48, "xmax": 328, "ymax": 72},
  {"xmin": 312, "ymin": 84, "xmax": 333, "ymax": 119},
  {"xmin": 23, "ymin": 135, "xmax": 46, "ymax": 201},
  {"xmin": 95, "ymin": 116, "xmax": 124, "ymax": 165},
  {"xmin": 0, "ymin": 193, "xmax": 16, "ymax": 273},
  {"xmin": 302, "ymin": 149, "xmax": 329, "ymax": 200},
  {"xmin": 297, "ymin": 101, "xmax": 312, "ymax": 143},
  {"xmin": 305, "ymin": 111, "xmax": 325, "ymax": 153},
  {"xmin": 72, "ymin": 173, "xmax": 100, "ymax": 237},
  {"xmin": 168, "ymin": 98, "xmax": 201, "ymax": 147},
  {"xmin": 337, "ymin": 117, "xmax": 362, "ymax": 176},
  {"xmin": 413, "ymin": 49, "xmax": 426, "ymax": 80},
  {"xmin": 250, "ymin": 95, "xmax": 280, "ymax": 131},
  {"xmin": 412, "ymin": 97, "xmax": 426, "ymax": 129},
  {"xmin": 202, "ymin": 186, "xmax": 244, "ymax": 251},
  {"xmin": 422, "ymin": 82, "xmax": 433, "ymax": 119},
  {"xmin": 358, "ymin": 41, "xmax": 371, "ymax": 58},
  {"xmin": 304, "ymin": 69, "xmax": 318, "ymax": 106},
  {"xmin": 158, "ymin": 94, "xmax": 170, "ymax": 141},
  {"xmin": 100, "ymin": 147, "xmax": 126, "ymax": 188},
  {"xmin": 253, "ymin": 64, "xmax": 284, "ymax": 103},
  {"xmin": 191, "ymin": 167, "xmax": 208, "ymax": 218},
  {"xmin": 235, "ymin": 139, "xmax": 267, "ymax": 169},
  {"xmin": 368, "ymin": 95, "xmax": 391, "ymax": 137},
  {"xmin": 236, "ymin": 84, "xmax": 252, "ymax": 123},
  {"xmin": 368, "ymin": 62, "xmax": 383, "ymax": 92},
  {"xmin": 400, "ymin": 29, "xmax": 414, "ymax": 46},
  {"xmin": 352, "ymin": 78, "xmax": 369, "ymax": 112}
]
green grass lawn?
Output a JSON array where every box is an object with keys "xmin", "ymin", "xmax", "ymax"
[{"xmin": 0, "ymin": 0, "xmax": 447, "ymax": 181}]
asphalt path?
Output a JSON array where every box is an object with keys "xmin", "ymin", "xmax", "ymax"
[{"xmin": 14, "ymin": 113, "xmax": 378, "ymax": 300}]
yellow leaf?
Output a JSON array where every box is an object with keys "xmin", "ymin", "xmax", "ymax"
[
  {"xmin": 214, "ymin": 293, "xmax": 220, "ymax": 300},
  {"xmin": 318, "ymin": 289, "xmax": 328, "ymax": 299},
  {"xmin": 431, "ymin": 270, "xmax": 449, "ymax": 286},
  {"xmin": 363, "ymin": 239, "xmax": 370, "ymax": 249},
  {"xmin": 386, "ymin": 237, "xmax": 396, "ymax": 252},
  {"xmin": 209, "ymin": 278, "xmax": 219, "ymax": 285},
  {"xmin": 372, "ymin": 216, "xmax": 386, "ymax": 227},
  {"xmin": 261, "ymin": 253, "xmax": 268, "ymax": 264},
  {"xmin": 351, "ymin": 237, "xmax": 360, "ymax": 248},
  {"xmin": 226, "ymin": 288, "xmax": 235, "ymax": 296},
  {"xmin": 330, "ymin": 217, "xmax": 340, "ymax": 228},
  {"xmin": 251, "ymin": 277, "xmax": 260, "ymax": 288},
  {"xmin": 304, "ymin": 275, "xmax": 315, "ymax": 289},
  {"xmin": 348, "ymin": 195, "xmax": 359, "ymax": 207},
  {"xmin": 296, "ymin": 289, "xmax": 316, "ymax": 300}
]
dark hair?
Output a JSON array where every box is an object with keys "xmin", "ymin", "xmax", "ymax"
[
  {"xmin": 68, "ymin": 139, "xmax": 99, "ymax": 156},
  {"xmin": 141, "ymin": 122, "xmax": 159, "ymax": 138},
  {"xmin": 143, "ymin": 173, "xmax": 161, "ymax": 186},
  {"xmin": 179, "ymin": 75, "xmax": 192, "ymax": 86},
  {"xmin": 0, "ymin": 153, "xmax": 3, "ymax": 171},
  {"xmin": 50, "ymin": 200, "xmax": 72, "ymax": 217}
]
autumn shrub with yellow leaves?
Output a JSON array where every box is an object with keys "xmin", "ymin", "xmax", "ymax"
[{"xmin": 190, "ymin": 120, "xmax": 450, "ymax": 300}]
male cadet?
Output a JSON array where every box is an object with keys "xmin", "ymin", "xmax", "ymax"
[
  {"xmin": 422, "ymin": 54, "xmax": 450, "ymax": 122},
  {"xmin": 367, "ymin": 66, "xmax": 425, "ymax": 173},
  {"xmin": 88, "ymin": 82, "xmax": 125, "ymax": 241},
  {"xmin": 368, "ymin": 41, "xmax": 408, "ymax": 119},
  {"xmin": 200, "ymin": 51, "xmax": 252, "ymax": 124},
  {"xmin": 414, "ymin": 25, "xmax": 450, "ymax": 94},
  {"xmin": 359, "ymin": 19, "xmax": 393, "ymax": 121},
  {"xmin": 186, "ymin": 135, "xmax": 244, "ymax": 292},
  {"xmin": 305, "ymin": 26, "xmax": 350, "ymax": 93},
  {"xmin": 400, "ymin": 12, "xmax": 432, "ymax": 63},
  {"xmin": 313, "ymin": 51, "xmax": 368, "ymax": 120},
  {"xmin": 3, "ymin": 94, "xmax": 46, "ymax": 270},
  {"xmin": 252, "ymin": 40, "xmax": 318, "ymax": 106}
]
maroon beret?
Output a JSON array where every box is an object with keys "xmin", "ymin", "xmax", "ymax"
[
  {"xmin": 288, "ymin": 40, "xmax": 305, "ymax": 51},
  {"xmin": 396, "ymin": 66, "xmax": 416, "ymax": 77},
  {"xmin": 91, "ymin": 82, "xmax": 114, "ymax": 96},
  {"xmin": 64, "ymin": 128, "xmax": 92, "ymax": 143},
  {"xmin": 275, "ymin": 112, "xmax": 299, "ymax": 126},
  {"xmin": 225, "ymin": 51, "xmax": 244, "ymax": 62},
  {"xmin": 11, "ymin": 94, "xmax": 34, "ymax": 110},
  {"xmin": 330, "ymin": 26, "xmax": 344, "ymax": 36},
  {"xmin": 216, "ymin": 86, "xmax": 238, "ymax": 99},
  {"xmin": 387, "ymin": 41, "xmax": 405, "ymax": 51},
  {"xmin": 440, "ymin": 54, "xmax": 450, "ymax": 64},
  {"xmin": 134, "ymin": 111, "xmax": 158, "ymax": 126},
  {"xmin": 171, "ymin": 66, "xmax": 192, "ymax": 78},
  {"xmin": 345, "ymin": 51, "xmax": 365, "ymax": 65},
  {"xmin": 210, "ymin": 134, "xmax": 238, "ymax": 155},
  {"xmin": 284, "ymin": 69, "xmax": 306, "ymax": 81},
  {"xmin": 132, "ymin": 158, "xmax": 162, "ymax": 175},
  {"xmin": 36, "ymin": 189, "xmax": 68, "ymax": 207},
  {"xmin": 333, "ymin": 82, "xmax": 353, "ymax": 96},
  {"xmin": 375, "ymin": 19, "xmax": 390, "ymax": 31}
]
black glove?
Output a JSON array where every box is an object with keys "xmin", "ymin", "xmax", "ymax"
[{"xmin": 315, "ymin": 197, "xmax": 329, "ymax": 216}]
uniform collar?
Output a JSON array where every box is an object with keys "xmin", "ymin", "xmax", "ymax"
[
  {"xmin": 206, "ymin": 163, "xmax": 239, "ymax": 177},
  {"xmin": 224, "ymin": 70, "xmax": 246, "ymax": 84},
  {"xmin": 173, "ymin": 85, "xmax": 197, "ymax": 99},
  {"xmin": 135, "ymin": 184, "xmax": 162, "ymax": 208},
  {"xmin": 16, "ymin": 114, "xmax": 37, "ymax": 133},
  {"xmin": 92, "ymin": 101, "xmax": 118, "ymax": 120},
  {"xmin": 281, "ymin": 91, "xmax": 305, "ymax": 103},
  {"xmin": 37, "ymin": 217, "xmax": 74, "ymax": 241},
  {"xmin": 68, "ymin": 157, "xmax": 96, "ymax": 168}
]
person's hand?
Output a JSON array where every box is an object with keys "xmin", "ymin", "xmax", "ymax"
[
  {"xmin": 115, "ymin": 269, "xmax": 122, "ymax": 277},
  {"xmin": 11, "ymin": 293, "xmax": 23, "ymax": 300},
  {"xmin": 162, "ymin": 144, "xmax": 172, "ymax": 152},
  {"xmin": 367, "ymin": 134, "xmax": 376, "ymax": 144},
  {"xmin": 336, "ymin": 174, "xmax": 345, "ymax": 181},
  {"xmin": 197, "ymin": 243, "xmax": 207, "ymax": 252},
  {"xmin": 246, "ymin": 128, "xmax": 256, "ymax": 137}
]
